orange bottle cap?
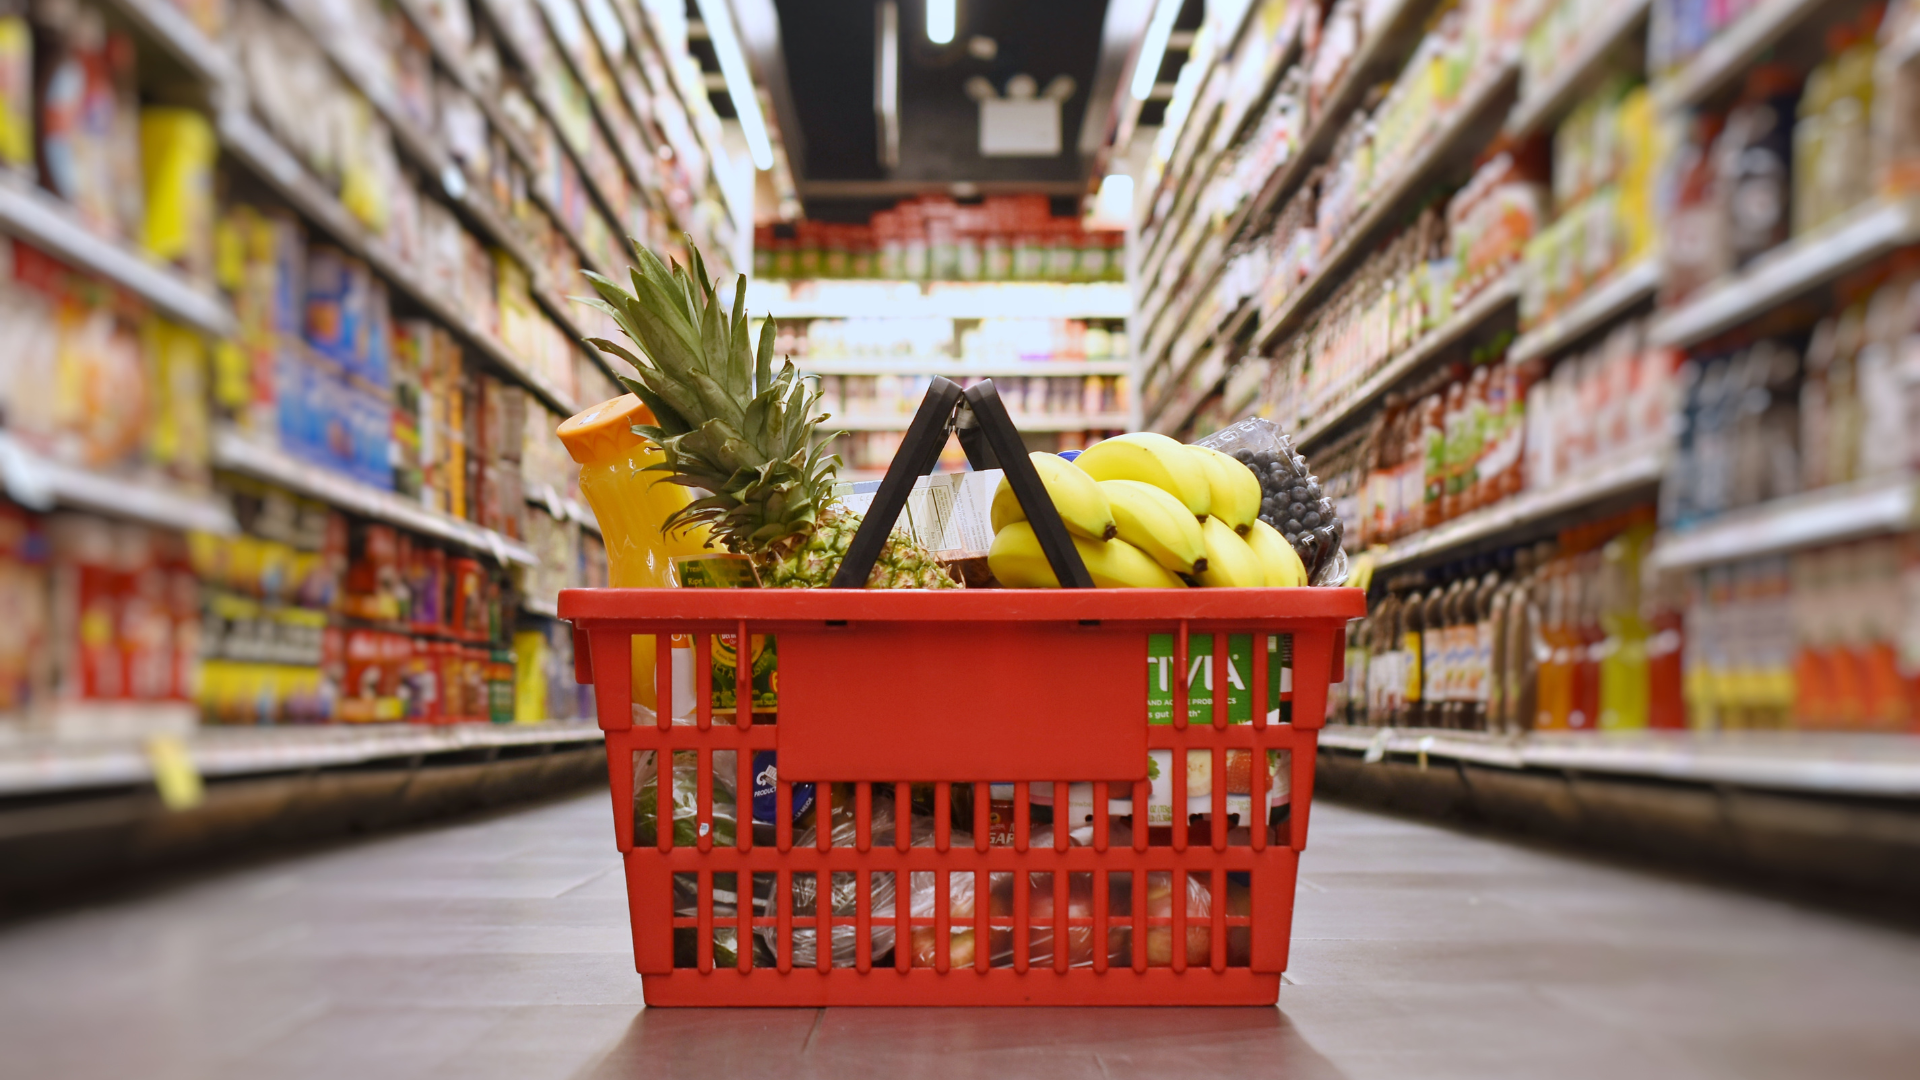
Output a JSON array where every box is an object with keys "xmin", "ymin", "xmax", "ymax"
[{"xmin": 557, "ymin": 394, "xmax": 655, "ymax": 465}]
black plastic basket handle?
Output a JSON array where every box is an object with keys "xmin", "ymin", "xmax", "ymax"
[{"xmin": 829, "ymin": 377, "xmax": 1093, "ymax": 588}]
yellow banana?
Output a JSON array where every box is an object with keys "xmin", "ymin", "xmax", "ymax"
[
  {"xmin": 1099, "ymin": 479, "xmax": 1208, "ymax": 576},
  {"xmin": 1195, "ymin": 515, "xmax": 1266, "ymax": 587},
  {"xmin": 990, "ymin": 453, "xmax": 1117, "ymax": 541},
  {"xmin": 988, "ymin": 521, "xmax": 1183, "ymax": 588},
  {"xmin": 1188, "ymin": 444, "xmax": 1262, "ymax": 534},
  {"xmin": 1072, "ymin": 432, "xmax": 1211, "ymax": 519},
  {"xmin": 1246, "ymin": 518, "xmax": 1307, "ymax": 586}
]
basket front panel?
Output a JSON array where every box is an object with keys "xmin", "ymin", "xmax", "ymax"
[{"xmin": 777, "ymin": 621, "xmax": 1148, "ymax": 783}]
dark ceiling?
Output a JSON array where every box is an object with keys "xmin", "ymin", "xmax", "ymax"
[{"xmin": 766, "ymin": 0, "xmax": 1116, "ymax": 220}]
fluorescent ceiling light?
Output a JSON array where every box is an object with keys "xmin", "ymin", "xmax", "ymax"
[
  {"xmin": 928, "ymin": 0, "xmax": 954, "ymax": 44},
  {"xmin": 1129, "ymin": 0, "xmax": 1181, "ymax": 101},
  {"xmin": 694, "ymin": 0, "xmax": 774, "ymax": 170}
]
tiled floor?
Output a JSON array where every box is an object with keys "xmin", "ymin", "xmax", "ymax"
[{"xmin": 2, "ymin": 790, "xmax": 1917, "ymax": 1079}]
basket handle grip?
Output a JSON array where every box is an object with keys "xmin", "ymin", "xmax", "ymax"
[{"xmin": 828, "ymin": 378, "xmax": 1092, "ymax": 588}]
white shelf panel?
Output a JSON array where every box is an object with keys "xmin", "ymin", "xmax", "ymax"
[
  {"xmin": 1254, "ymin": 60, "xmax": 1520, "ymax": 352},
  {"xmin": 1650, "ymin": 472, "xmax": 1918, "ymax": 571},
  {"xmin": 212, "ymin": 427, "xmax": 536, "ymax": 566},
  {"xmin": 830, "ymin": 413, "xmax": 1133, "ymax": 433},
  {"xmin": 1295, "ymin": 273, "xmax": 1521, "ymax": 449},
  {"xmin": 1506, "ymin": 0, "xmax": 1651, "ymax": 138},
  {"xmin": 756, "ymin": 281, "xmax": 1132, "ymax": 320},
  {"xmin": 798, "ymin": 359, "xmax": 1133, "ymax": 377},
  {"xmin": 0, "ymin": 180, "xmax": 234, "ymax": 338},
  {"xmin": 1320, "ymin": 724, "xmax": 1920, "ymax": 798},
  {"xmin": 0, "ymin": 721, "xmax": 603, "ymax": 797},
  {"xmin": 1652, "ymin": 0, "xmax": 1829, "ymax": 111},
  {"xmin": 0, "ymin": 434, "xmax": 238, "ymax": 534},
  {"xmin": 1649, "ymin": 198, "xmax": 1920, "ymax": 350},
  {"xmin": 1509, "ymin": 257, "xmax": 1661, "ymax": 364},
  {"xmin": 101, "ymin": 0, "xmax": 234, "ymax": 85},
  {"xmin": 1374, "ymin": 443, "xmax": 1666, "ymax": 569}
]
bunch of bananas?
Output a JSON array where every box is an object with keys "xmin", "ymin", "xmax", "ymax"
[{"xmin": 987, "ymin": 433, "xmax": 1309, "ymax": 589}]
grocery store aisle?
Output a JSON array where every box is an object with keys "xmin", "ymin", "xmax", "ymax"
[{"xmin": 3, "ymin": 790, "xmax": 1917, "ymax": 1080}]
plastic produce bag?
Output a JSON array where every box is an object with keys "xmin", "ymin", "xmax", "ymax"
[
  {"xmin": 908, "ymin": 825, "xmax": 1250, "ymax": 970},
  {"xmin": 632, "ymin": 750, "xmax": 738, "ymax": 848},
  {"xmin": 1195, "ymin": 417, "xmax": 1349, "ymax": 586},
  {"xmin": 634, "ymin": 751, "xmax": 743, "ymax": 965},
  {"xmin": 753, "ymin": 797, "xmax": 904, "ymax": 968}
]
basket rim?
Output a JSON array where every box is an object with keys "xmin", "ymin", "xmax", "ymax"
[{"xmin": 559, "ymin": 586, "xmax": 1366, "ymax": 624}]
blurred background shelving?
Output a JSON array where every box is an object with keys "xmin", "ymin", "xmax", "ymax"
[
  {"xmin": 0, "ymin": 0, "xmax": 777, "ymax": 788},
  {"xmin": 1122, "ymin": 0, "xmax": 1920, "ymax": 793}
]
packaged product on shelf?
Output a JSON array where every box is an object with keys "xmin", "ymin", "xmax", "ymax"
[
  {"xmin": 41, "ymin": 515, "xmax": 199, "ymax": 730},
  {"xmin": 33, "ymin": 3, "xmax": 141, "ymax": 242},
  {"xmin": 0, "ymin": 505, "xmax": 47, "ymax": 723},
  {"xmin": 1797, "ymin": 22, "xmax": 1881, "ymax": 236},
  {"xmin": 756, "ymin": 195, "xmax": 1123, "ymax": 283},
  {"xmin": 0, "ymin": 0, "xmax": 29, "ymax": 175},
  {"xmin": 138, "ymin": 108, "xmax": 217, "ymax": 283},
  {"xmin": 1721, "ymin": 66, "xmax": 1800, "ymax": 270},
  {"xmin": 1877, "ymin": 0, "xmax": 1920, "ymax": 193}
]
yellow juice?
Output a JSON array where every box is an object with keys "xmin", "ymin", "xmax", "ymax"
[{"xmin": 557, "ymin": 394, "xmax": 711, "ymax": 714}]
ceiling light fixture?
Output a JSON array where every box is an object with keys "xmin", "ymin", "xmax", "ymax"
[
  {"xmin": 693, "ymin": 0, "xmax": 774, "ymax": 170},
  {"xmin": 1128, "ymin": 0, "xmax": 1181, "ymax": 101},
  {"xmin": 876, "ymin": 1, "xmax": 900, "ymax": 169},
  {"xmin": 927, "ymin": 0, "xmax": 955, "ymax": 44}
]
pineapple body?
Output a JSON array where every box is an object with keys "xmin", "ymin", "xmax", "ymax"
[{"xmin": 759, "ymin": 506, "xmax": 958, "ymax": 589}]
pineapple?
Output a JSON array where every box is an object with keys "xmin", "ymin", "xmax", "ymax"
[{"xmin": 581, "ymin": 239, "xmax": 957, "ymax": 589}]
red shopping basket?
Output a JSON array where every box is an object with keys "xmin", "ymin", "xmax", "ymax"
[{"xmin": 558, "ymin": 378, "xmax": 1363, "ymax": 1005}]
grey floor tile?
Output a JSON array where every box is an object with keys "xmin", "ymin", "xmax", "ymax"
[{"xmin": 2, "ymin": 792, "xmax": 1918, "ymax": 1080}]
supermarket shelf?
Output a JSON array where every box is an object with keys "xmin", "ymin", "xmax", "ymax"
[
  {"xmin": 830, "ymin": 413, "xmax": 1132, "ymax": 433},
  {"xmin": 1294, "ymin": 273, "xmax": 1521, "ymax": 450},
  {"xmin": 1649, "ymin": 472, "xmax": 1919, "ymax": 571},
  {"xmin": 1373, "ymin": 443, "xmax": 1667, "ymax": 570},
  {"xmin": 0, "ymin": 721, "xmax": 603, "ymax": 798},
  {"xmin": 1509, "ymin": 257, "xmax": 1661, "ymax": 364},
  {"xmin": 1319, "ymin": 724, "xmax": 1920, "ymax": 798},
  {"xmin": 1253, "ymin": 61, "xmax": 1521, "ymax": 354},
  {"xmin": 1649, "ymin": 197, "xmax": 1920, "ymax": 349},
  {"xmin": 1147, "ymin": 339, "xmax": 1235, "ymax": 437},
  {"xmin": 757, "ymin": 281, "xmax": 1132, "ymax": 320},
  {"xmin": 383, "ymin": 0, "xmax": 624, "ymax": 289},
  {"xmin": 1234, "ymin": 0, "xmax": 1430, "ymax": 244},
  {"xmin": 472, "ymin": 0, "xmax": 639, "ymax": 251},
  {"xmin": 1652, "ymin": 0, "xmax": 1830, "ymax": 111},
  {"xmin": 219, "ymin": 111, "xmax": 580, "ymax": 416},
  {"xmin": 256, "ymin": 0, "xmax": 540, "ymax": 273},
  {"xmin": 1505, "ymin": 0, "xmax": 1651, "ymax": 138},
  {"xmin": 102, "ymin": 0, "xmax": 234, "ymax": 86},
  {"xmin": 212, "ymin": 427, "xmax": 537, "ymax": 566},
  {"xmin": 614, "ymin": 0, "xmax": 736, "ymax": 224},
  {"xmin": 0, "ymin": 435, "xmax": 238, "ymax": 534},
  {"xmin": 797, "ymin": 359, "xmax": 1133, "ymax": 377},
  {"xmin": 524, "ymin": 486, "xmax": 599, "ymax": 535},
  {"xmin": 0, "ymin": 180, "xmax": 234, "ymax": 339},
  {"xmin": 522, "ymin": 593, "xmax": 560, "ymax": 618}
]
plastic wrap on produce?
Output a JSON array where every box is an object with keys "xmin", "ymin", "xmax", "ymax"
[
  {"xmin": 907, "ymin": 824, "xmax": 1249, "ymax": 970},
  {"xmin": 1196, "ymin": 417, "xmax": 1349, "ymax": 585}
]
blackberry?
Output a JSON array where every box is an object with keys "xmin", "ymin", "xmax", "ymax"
[{"xmin": 1214, "ymin": 421, "xmax": 1344, "ymax": 582}]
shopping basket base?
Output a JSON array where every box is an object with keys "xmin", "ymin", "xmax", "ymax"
[{"xmin": 639, "ymin": 967, "xmax": 1283, "ymax": 1007}]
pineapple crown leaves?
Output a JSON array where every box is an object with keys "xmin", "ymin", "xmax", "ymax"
[{"xmin": 575, "ymin": 236, "xmax": 844, "ymax": 556}]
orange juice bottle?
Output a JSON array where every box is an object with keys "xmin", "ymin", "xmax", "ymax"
[
  {"xmin": 557, "ymin": 394, "xmax": 712, "ymax": 716},
  {"xmin": 1535, "ymin": 559, "xmax": 1574, "ymax": 731}
]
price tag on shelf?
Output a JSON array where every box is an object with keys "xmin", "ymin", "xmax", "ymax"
[{"xmin": 146, "ymin": 735, "xmax": 204, "ymax": 811}]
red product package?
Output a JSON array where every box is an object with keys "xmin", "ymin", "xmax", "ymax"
[
  {"xmin": 450, "ymin": 557, "xmax": 485, "ymax": 640},
  {"xmin": 406, "ymin": 636, "xmax": 441, "ymax": 721}
]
